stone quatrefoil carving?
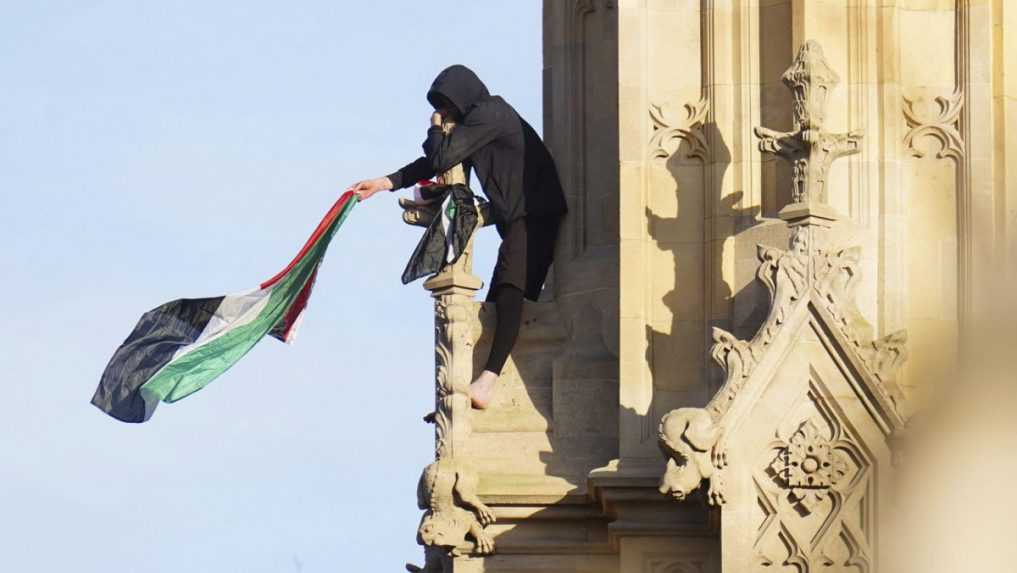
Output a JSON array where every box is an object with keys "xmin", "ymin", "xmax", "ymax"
[
  {"xmin": 768, "ymin": 419, "xmax": 850, "ymax": 513},
  {"xmin": 755, "ymin": 389, "xmax": 874, "ymax": 571}
]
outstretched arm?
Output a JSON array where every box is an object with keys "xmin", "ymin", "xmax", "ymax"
[
  {"xmin": 386, "ymin": 156, "xmax": 438, "ymax": 191},
  {"xmin": 351, "ymin": 107, "xmax": 501, "ymax": 200},
  {"xmin": 349, "ymin": 114, "xmax": 441, "ymax": 201},
  {"xmin": 349, "ymin": 157, "xmax": 434, "ymax": 201}
]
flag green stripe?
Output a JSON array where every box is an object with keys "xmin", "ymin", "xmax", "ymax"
[{"xmin": 139, "ymin": 198, "xmax": 356, "ymax": 405}]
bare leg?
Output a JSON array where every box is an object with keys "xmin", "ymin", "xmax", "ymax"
[
  {"xmin": 469, "ymin": 370, "xmax": 500, "ymax": 409},
  {"xmin": 471, "ymin": 285, "xmax": 524, "ymax": 409}
]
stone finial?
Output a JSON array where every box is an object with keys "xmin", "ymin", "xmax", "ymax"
[
  {"xmin": 754, "ymin": 40, "xmax": 862, "ymax": 220},
  {"xmin": 782, "ymin": 40, "xmax": 839, "ymax": 133}
]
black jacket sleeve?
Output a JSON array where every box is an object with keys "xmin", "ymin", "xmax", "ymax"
[
  {"xmin": 387, "ymin": 105, "xmax": 504, "ymax": 190},
  {"xmin": 422, "ymin": 109, "xmax": 505, "ymax": 174},
  {"xmin": 386, "ymin": 156, "xmax": 436, "ymax": 190}
]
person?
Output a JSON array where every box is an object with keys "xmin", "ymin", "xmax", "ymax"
[{"xmin": 350, "ymin": 64, "xmax": 567, "ymax": 409}]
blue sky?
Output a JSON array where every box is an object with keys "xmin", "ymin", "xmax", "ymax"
[{"xmin": 0, "ymin": 2, "xmax": 541, "ymax": 570}]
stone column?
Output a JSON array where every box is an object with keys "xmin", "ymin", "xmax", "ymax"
[
  {"xmin": 403, "ymin": 123, "xmax": 496, "ymax": 572},
  {"xmin": 423, "ymin": 130, "xmax": 483, "ymax": 459}
]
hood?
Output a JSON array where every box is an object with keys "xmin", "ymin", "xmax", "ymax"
[{"xmin": 427, "ymin": 65, "xmax": 490, "ymax": 117}]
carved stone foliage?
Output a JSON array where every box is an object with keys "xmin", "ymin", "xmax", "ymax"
[
  {"xmin": 648, "ymin": 97, "xmax": 710, "ymax": 161},
  {"xmin": 903, "ymin": 89, "xmax": 965, "ymax": 161},
  {"xmin": 755, "ymin": 386, "xmax": 873, "ymax": 572},
  {"xmin": 432, "ymin": 296, "xmax": 475, "ymax": 460},
  {"xmin": 706, "ymin": 226, "xmax": 908, "ymax": 422},
  {"xmin": 754, "ymin": 40, "xmax": 863, "ymax": 205},
  {"xmin": 657, "ymin": 408, "xmax": 726, "ymax": 505}
]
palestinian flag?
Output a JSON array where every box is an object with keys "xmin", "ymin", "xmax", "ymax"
[
  {"xmin": 91, "ymin": 191, "xmax": 359, "ymax": 423},
  {"xmin": 401, "ymin": 183, "xmax": 480, "ymax": 284}
]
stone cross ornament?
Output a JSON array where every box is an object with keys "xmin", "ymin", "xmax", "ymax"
[{"xmin": 754, "ymin": 40, "xmax": 862, "ymax": 210}]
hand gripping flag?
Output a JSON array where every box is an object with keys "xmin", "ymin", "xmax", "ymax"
[{"xmin": 91, "ymin": 191, "xmax": 359, "ymax": 423}]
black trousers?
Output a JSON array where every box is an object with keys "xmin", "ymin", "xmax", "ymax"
[
  {"xmin": 483, "ymin": 215, "xmax": 562, "ymax": 374},
  {"xmin": 486, "ymin": 215, "xmax": 562, "ymax": 302}
]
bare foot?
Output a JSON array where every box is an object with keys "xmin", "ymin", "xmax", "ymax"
[{"xmin": 469, "ymin": 370, "xmax": 499, "ymax": 409}]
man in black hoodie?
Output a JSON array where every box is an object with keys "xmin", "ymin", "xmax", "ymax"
[{"xmin": 351, "ymin": 65, "xmax": 567, "ymax": 409}]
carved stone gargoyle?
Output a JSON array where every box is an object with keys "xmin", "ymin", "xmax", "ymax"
[
  {"xmin": 405, "ymin": 458, "xmax": 496, "ymax": 573},
  {"xmin": 657, "ymin": 408, "xmax": 726, "ymax": 505}
]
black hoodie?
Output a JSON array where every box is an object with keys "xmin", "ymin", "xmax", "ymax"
[{"xmin": 386, "ymin": 65, "xmax": 567, "ymax": 232}]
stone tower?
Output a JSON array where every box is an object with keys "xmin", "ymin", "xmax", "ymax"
[{"xmin": 404, "ymin": 1, "xmax": 1017, "ymax": 572}]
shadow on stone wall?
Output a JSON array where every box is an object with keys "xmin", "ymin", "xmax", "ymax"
[
  {"xmin": 641, "ymin": 118, "xmax": 799, "ymax": 427},
  {"xmin": 470, "ymin": 291, "xmax": 619, "ymax": 491},
  {"xmin": 644, "ymin": 123, "xmax": 762, "ymax": 414}
]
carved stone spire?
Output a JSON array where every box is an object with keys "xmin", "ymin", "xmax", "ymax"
[{"xmin": 754, "ymin": 40, "xmax": 862, "ymax": 223}]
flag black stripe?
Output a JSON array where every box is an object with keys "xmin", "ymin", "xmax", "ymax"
[{"xmin": 91, "ymin": 296, "xmax": 225, "ymax": 422}]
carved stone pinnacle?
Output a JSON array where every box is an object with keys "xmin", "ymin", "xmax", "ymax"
[{"xmin": 754, "ymin": 40, "xmax": 862, "ymax": 221}]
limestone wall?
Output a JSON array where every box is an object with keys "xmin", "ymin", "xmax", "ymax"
[{"xmin": 616, "ymin": 0, "xmax": 1017, "ymax": 442}]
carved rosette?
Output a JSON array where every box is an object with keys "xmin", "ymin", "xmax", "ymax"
[{"xmin": 768, "ymin": 420, "xmax": 850, "ymax": 513}]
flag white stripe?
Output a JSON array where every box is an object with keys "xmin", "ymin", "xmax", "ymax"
[{"xmin": 167, "ymin": 287, "xmax": 273, "ymax": 363}]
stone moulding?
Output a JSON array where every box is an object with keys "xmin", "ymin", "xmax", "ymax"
[{"xmin": 903, "ymin": 89, "xmax": 965, "ymax": 161}]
